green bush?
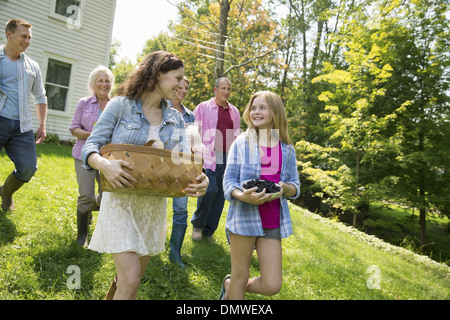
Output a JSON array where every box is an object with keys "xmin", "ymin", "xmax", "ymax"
[{"xmin": 43, "ymin": 133, "xmax": 60, "ymax": 145}]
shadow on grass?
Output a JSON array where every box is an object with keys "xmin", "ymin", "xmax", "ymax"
[
  {"xmin": 32, "ymin": 237, "xmax": 103, "ymax": 299},
  {"xmin": 0, "ymin": 211, "xmax": 17, "ymax": 246},
  {"xmin": 139, "ymin": 255, "xmax": 194, "ymax": 300},
  {"xmin": 137, "ymin": 237, "xmax": 234, "ymax": 300}
]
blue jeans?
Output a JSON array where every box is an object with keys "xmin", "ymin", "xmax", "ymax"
[
  {"xmin": 0, "ymin": 116, "xmax": 37, "ymax": 182},
  {"xmin": 172, "ymin": 196, "xmax": 188, "ymax": 227},
  {"xmin": 191, "ymin": 151, "xmax": 227, "ymax": 237}
]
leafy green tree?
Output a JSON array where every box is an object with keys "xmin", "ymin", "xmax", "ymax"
[
  {"xmin": 372, "ymin": 0, "xmax": 450, "ymax": 244},
  {"xmin": 109, "ymin": 38, "xmax": 121, "ymax": 69},
  {"xmin": 110, "ymin": 57, "xmax": 135, "ymax": 93},
  {"xmin": 299, "ymin": 0, "xmax": 450, "ymax": 243},
  {"xmin": 108, "ymin": 38, "xmax": 136, "ymax": 93},
  {"xmin": 305, "ymin": 44, "xmax": 397, "ymax": 226}
]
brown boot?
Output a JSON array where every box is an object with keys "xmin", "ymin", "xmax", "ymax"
[{"xmin": 0, "ymin": 173, "xmax": 25, "ymax": 212}]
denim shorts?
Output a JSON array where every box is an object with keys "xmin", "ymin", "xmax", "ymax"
[
  {"xmin": 0, "ymin": 116, "xmax": 37, "ymax": 182},
  {"xmin": 226, "ymin": 227, "xmax": 281, "ymax": 241},
  {"xmin": 262, "ymin": 227, "xmax": 281, "ymax": 240}
]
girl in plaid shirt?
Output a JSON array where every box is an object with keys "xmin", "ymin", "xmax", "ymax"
[{"xmin": 219, "ymin": 91, "xmax": 300, "ymax": 300}]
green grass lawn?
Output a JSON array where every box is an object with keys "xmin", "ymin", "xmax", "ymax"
[{"xmin": 0, "ymin": 144, "xmax": 449, "ymax": 300}]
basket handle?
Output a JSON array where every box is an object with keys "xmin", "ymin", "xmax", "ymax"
[{"xmin": 145, "ymin": 139, "xmax": 157, "ymax": 147}]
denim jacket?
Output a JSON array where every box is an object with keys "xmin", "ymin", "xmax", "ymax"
[
  {"xmin": 82, "ymin": 96, "xmax": 189, "ymax": 170},
  {"xmin": 167, "ymin": 100, "xmax": 195, "ymax": 125}
]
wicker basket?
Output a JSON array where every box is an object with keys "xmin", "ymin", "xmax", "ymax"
[{"xmin": 99, "ymin": 140, "xmax": 203, "ymax": 197}]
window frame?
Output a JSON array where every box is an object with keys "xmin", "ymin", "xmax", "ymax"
[
  {"xmin": 48, "ymin": 0, "xmax": 86, "ymax": 29},
  {"xmin": 43, "ymin": 53, "xmax": 77, "ymax": 115}
]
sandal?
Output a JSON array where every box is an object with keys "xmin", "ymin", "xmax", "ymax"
[
  {"xmin": 218, "ymin": 274, "xmax": 231, "ymax": 300},
  {"xmin": 192, "ymin": 228, "xmax": 203, "ymax": 241}
]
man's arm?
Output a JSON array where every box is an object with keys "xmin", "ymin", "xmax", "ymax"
[{"xmin": 35, "ymin": 103, "xmax": 47, "ymax": 144}]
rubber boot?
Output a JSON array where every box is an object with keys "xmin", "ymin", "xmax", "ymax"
[
  {"xmin": 77, "ymin": 210, "xmax": 90, "ymax": 247},
  {"xmin": 0, "ymin": 173, "xmax": 25, "ymax": 212},
  {"xmin": 169, "ymin": 224, "xmax": 187, "ymax": 268}
]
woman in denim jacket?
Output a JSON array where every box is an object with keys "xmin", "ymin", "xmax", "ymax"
[{"xmin": 81, "ymin": 51, "xmax": 208, "ymax": 300}]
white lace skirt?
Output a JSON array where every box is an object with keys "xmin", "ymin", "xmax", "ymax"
[{"xmin": 88, "ymin": 192, "xmax": 167, "ymax": 257}]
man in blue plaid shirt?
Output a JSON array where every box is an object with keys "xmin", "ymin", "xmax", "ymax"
[{"xmin": 0, "ymin": 19, "xmax": 47, "ymax": 212}]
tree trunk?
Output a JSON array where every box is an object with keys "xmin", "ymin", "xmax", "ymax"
[
  {"xmin": 353, "ymin": 150, "xmax": 360, "ymax": 227},
  {"xmin": 418, "ymin": 128, "xmax": 426, "ymax": 245},
  {"xmin": 301, "ymin": 0, "xmax": 307, "ymax": 85},
  {"xmin": 310, "ymin": 19, "xmax": 324, "ymax": 81},
  {"xmin": 419, "ymin": 208, "xmax": 426, "ymax": 245},
  {"xmin": 307, "ymin": 18, "xmax": 324, "ymax": 104},
  {"xmin": 214, "ymin": 0, "xmax": 231, "ymax": 79},
  {"xmin": 280, "ymin": 4, "xmax": 294, "ymax": 99}
]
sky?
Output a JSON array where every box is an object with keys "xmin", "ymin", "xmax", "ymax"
[{"xmin": 112, "ymin": 0, "xmax": 179, "ymax": 63}]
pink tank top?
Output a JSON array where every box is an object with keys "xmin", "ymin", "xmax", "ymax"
[{"xmin": 258, "ymin": 143, "xmax": 282, "ymax": 228}]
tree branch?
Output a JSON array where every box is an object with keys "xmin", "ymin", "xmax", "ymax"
[
  {"xmin": 227, "ymin": 0, "xmax": 245, "ymax": 36},
  {"xmin": 223, "ymin": 44, "xmax": 285, "ymax": 75},
  {"xmin": 167, "ymin": 0, "xmax": 214, "ymax": 32}
]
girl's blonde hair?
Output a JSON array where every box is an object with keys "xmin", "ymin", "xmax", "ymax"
[{"xmin": 243, "ymin": 91, "xmax": 293, "ymax": 146}]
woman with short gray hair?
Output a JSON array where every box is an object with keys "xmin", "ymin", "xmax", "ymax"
[{"xmin": 69, "ymin": 65, "xmax": 114, "ymax": 246}]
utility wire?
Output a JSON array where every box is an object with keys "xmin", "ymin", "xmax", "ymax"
[
  {"xmin": 171, "ymin": 36, "xmax": 236, "ymax": 57},
  {"xmin": 184, "ymin": 49, "xmax": 231, "ymax": 62}
]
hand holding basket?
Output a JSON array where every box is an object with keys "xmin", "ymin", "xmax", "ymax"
[{"xmin": 99, "ymin": 140, "xmax": 204, "ymax": 197}]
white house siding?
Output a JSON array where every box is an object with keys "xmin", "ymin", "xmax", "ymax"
[{"xmin": 0, "ymin": 0, "xmax": 117, "ymax": 140}]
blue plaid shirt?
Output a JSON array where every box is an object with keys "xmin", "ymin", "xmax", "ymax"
[
  {"xmin": 0, "ymin": 45, "xmax": 47, "ymax": 132},
  {"xmin": 223, "ymin": 131, "xmax": 300, "ymax": 238}
]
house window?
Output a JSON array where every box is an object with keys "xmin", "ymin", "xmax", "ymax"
[
  {"xmin": 45, "ymin": 58, "xmax": 72, "ymax": 112},
  {"xmin": 49, "ymin": 0, "xmax": 85, "ymax": 29},
  {"xmin": 54, "ymin": 0, "xmax": 81, "ymax": 17}
]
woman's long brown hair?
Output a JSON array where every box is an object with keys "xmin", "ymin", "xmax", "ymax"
[{"xmin": 116, "ymin": 51, "xmax": 184, "ymax": 100}]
